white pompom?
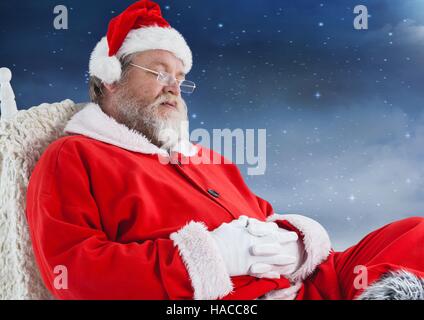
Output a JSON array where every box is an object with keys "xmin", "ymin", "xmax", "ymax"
[
  {"xmin": 89, "ymin": 37, "xmax": 122, "ymax": 84},
  {"xmin": 90, "ymin": 55, "xmax": 122, "ymax": 84}
]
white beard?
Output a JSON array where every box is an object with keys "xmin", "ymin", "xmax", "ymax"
[
  {"xmin": 112, "ymin": 89, "xmax": 190, "ymax": 152},
  {"xmin": 151, "ymin": 104, "xmax": 190, "ymax": 152}
]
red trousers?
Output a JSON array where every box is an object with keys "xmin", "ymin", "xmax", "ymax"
[{"xmin": 296, "ymin": 217, "xmax": 424, "ymax": 299}]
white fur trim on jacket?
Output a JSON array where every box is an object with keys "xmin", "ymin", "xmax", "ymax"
[
  {"xmin": 170, "ymin": 221, "xmax": 234, "ymax": 300},
  {"xmin": 64, "ymin": 102, "xmax": 199, "ymax": 157},
  {"xmin": 89, "ymin": 26, "xmax": 192, "ymax": 84},
  {"xmin": 267, "ymin": 214, "xmax": 332, "ymax": 283}
]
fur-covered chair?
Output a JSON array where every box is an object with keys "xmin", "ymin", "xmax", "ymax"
[{"xmin": 0, "ymin": 67, "xmax": 84, "ymax": 298}]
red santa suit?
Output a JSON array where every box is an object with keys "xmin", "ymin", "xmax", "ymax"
[{"xmin": 26, "ymin": 103, "xmax": 424, "ymax": 300}]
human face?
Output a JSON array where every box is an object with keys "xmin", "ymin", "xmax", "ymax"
[
  {"xmin": 120, "ymin": 49, "xmax": 186, "ymax": 110},
  {"xmin": 109, "ymin": 50, "xmax": 189, "ymax": 149}
]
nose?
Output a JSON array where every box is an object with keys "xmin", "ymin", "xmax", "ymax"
[{"xmin": 164, "ymin": 81, "xmax": 181, "ymax": 96}]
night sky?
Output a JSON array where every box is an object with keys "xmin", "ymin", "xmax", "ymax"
[{"xmin": 1, "ymin": 0, "xmax": 423, "ymax": 250}]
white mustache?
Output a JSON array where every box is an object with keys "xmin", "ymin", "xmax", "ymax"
[{"xmin": 154, "ymin": 95, "xmax": 179, "ymax": 108}]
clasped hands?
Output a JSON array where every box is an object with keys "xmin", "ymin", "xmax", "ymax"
[{"xmin": 211, "ymin": 215, "xmax": 304, "ymax": 279}]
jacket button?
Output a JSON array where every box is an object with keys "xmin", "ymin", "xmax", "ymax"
[{"xmin": 207, "ymin": 189, "xmax": 220, "ymax": 198}]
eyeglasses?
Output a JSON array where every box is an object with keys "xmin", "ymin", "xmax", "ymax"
[{"xmin": 129, "ymin": 63, "xmax": 196, "ymax": 94}]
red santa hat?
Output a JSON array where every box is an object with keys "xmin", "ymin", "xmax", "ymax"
[{"xmin": 89, "ymin": 0, "xmax": 192, "ymax": 84}]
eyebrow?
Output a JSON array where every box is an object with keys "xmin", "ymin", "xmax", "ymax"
[{"xmin": 151, "ymin": 62, "xmax": 185, "ymax": 78}]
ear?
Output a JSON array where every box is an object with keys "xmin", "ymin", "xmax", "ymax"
[{"xmin": 103, "ymin": 82, "xmax": 118, "ymax": 93}]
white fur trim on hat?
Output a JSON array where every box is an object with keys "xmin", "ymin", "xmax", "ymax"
[
  {"xmin": 89, "ymin": 26, "xmax": 192, "ymax": 84},
  {"xmin": 119, "ymin": 26, "xmax": 192, "ymax": 73}
]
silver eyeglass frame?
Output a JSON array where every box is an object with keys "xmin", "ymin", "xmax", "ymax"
[{"xmin": 129, "ymin": 63, "xmax": 196, "ymax": 94}]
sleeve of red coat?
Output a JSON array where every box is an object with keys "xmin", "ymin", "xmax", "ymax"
[
  {"xmin": 26, "ymin": 138, "xmax": 233, "ymax": 300},
  {"xmin": 255, "ymin": 194, "xmax": 333, "ymax": 283}
]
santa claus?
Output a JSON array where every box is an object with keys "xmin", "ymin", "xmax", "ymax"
[{"xmin": 26, "ymin": 0, "xmax": 423, "ymax": 300}]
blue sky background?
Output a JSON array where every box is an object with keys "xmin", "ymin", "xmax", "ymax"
[{"xmin": 1, "ymin": 0, "xmax": 423, "ymax": 250}]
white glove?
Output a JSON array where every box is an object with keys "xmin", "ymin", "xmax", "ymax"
[
  {"xmin": 246, "ymin": 217, "xmax": 305, "ymax": 279},
  {"xmin": 210, "ymin": 216, "xmax": 299, "ymax": 277}
]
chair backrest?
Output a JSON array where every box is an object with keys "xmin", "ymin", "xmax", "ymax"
[{"xmin": 0, "ymin": 98, "xmax": 85, "ymax": 299}]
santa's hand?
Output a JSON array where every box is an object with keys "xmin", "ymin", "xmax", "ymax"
[
  {"xmin": 244, "ymin": 217, "xmax": 305, "ymax": 278},
  {"xmin": 210, "ymin": 216, "xmax": 298, "ymax": 278}
]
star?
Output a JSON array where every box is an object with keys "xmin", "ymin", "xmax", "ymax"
[{"xmin": 314, "ymin": 91, "xmax": 321, "ymax": 99}]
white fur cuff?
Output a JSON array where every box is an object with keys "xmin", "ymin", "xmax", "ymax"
[
  {"xmin": 267, "ymin": 214, "xmax": 332, "ymax": 283},
  {"xmin": 170, "ymin": 221, "xmax": 233, "ymax": 300}
]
